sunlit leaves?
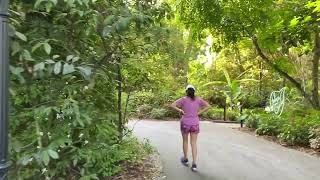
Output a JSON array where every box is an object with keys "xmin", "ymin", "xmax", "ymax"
[
  {"xmin": 290, "ymin": 17, "xmax": 300, "ymax": 28},
  {"xmin": 306, "ymin": 0, "xmax": 320, "ymax": 13}
]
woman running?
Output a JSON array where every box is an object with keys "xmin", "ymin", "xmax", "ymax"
[{"xmin": 171, "ymin": 85, "xmax": 210, "ymax": 172}]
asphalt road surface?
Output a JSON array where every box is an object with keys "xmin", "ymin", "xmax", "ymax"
[{"xmin": 129, "ymin": 120, "xmax": 320, "ymax": 180}]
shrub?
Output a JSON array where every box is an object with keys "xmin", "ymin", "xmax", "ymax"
[
  {"xmin": 308, "ymin": 111, "xmax": 320, "ymax": 149},
  {"xmin": 240, "ymin": 111, "xmax": 260, "ymax": 129},
  {"xmin": 256, "ymin": 115, "xmax": 285, "ymax": 136},
  {"xmin": 150, "ymin": 108, "xmax": 167, "ymax": 119},
  {"xmin": 228, "ymin": 110, "xmax": 240, "ymax": 121},
  {"xmin": 278, "ymin": 118, "xmax": 310, "ymax": 146},
  {"xmin": 282, "ymin": 107, "xmax": 304, "ymax": 119},
  {"xmin": 130, "ymin": 91, "xmax": 157, "ymax": 108},
  {"xmin": 243, "ymin": 95, "xmax": 266, "ymax": 108},
  {"xmin": 136, "ymin": 104, "xmax": 153, "ymax": 118},
  {"xmin": 309, "ymin": 127, "xmax": 320, "ymax": 150},
  {"xmin": 206, "ymin": 108, "xmax": 224, "ymax": 120}
]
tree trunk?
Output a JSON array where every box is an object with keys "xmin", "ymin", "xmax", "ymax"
[
  {"xmin": 117, "ymin": 57, "xmax": 123, "ymax": 140},
  {"xmin": 223, "ymin": 104, "xmax": 227, "ymax": 121},
  {"xmin": 312, "ymin": 31, "xmax": 320, "ymax": 109},
  {"xmin": 252, "ymin": 36, "xmax": 317, "ymax": 108},
  {"xmin": 259, "ymin": 59, "xmax": 263, "ymax": 96}
]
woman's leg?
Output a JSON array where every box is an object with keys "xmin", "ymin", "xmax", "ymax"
[
  {"xmin": 182, "ymin": 132, "xmax": 189, "ymax": 159},
  {"xmin": 190, "ymin": 132, "xmax": 198, "ymax": 164}
]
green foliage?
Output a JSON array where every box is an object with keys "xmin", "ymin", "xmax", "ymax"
[
  {"xmin": 129, "ymin": 90, "xmax": 182, "ymax": 119},
  {"xmin": 206, "ymin": 108, "xmax": 224, "ymax": 120},
  {"xmin": 278, "ymin": 118, "xmax": 311, "ymax": 146},
  {"xmin": 136, "ymin": 104, "xmax": 153, "ymax": 119},
  {"xmin": 178, "ymin": 0, "xmax": 320, "ymax": 109},
  {"xmin": 256, "ymin": 115, "xmax": 285, "ymax": 136},
  {"xmin": 7, "ymin": 0, "xmax": 320, "ymax": 178},
  {"xmin": 277, "ymin": 110, "xmax": 320, "ymax": 146},
  {"xmin": 150, "ymin": 108, "xmax": 168, "ymax": 119},
  {"xmin": 240, "ymin": 111, "xmax": 260, "ymax": 129},
  {"xmin": 309, "ymin": 127, "xmax": 320, "ymax": 150},
  {"xmin": 227, "ymin": 110, "xmax": 241, "ymax": 121},
  {"xmin": 8, "ymin": 0, "xmax": 178, "ymax": 179},
  {"xmin": 248, "ymin": 108, "xmax": 320, "ymax": 147}
]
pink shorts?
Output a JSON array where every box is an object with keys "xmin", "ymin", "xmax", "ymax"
[{"xmin": 180, "ymin": 123, "xmax": 200, "ymax": 134}]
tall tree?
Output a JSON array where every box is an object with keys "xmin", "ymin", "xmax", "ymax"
[{"xmin": 179, "ymin": 0, "xmax": 320, "ymax": 109}]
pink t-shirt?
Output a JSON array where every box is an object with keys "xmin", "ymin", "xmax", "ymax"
[{"xmin": 175, "ymin": 97, "xmax": 208, "ymax": 125}]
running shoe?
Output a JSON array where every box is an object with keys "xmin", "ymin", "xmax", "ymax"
[
  {"xmin": 180, "ymin": 157, "xmax": 189, "ymax": 167},
  {"xmin": 191, "ymin": 163, "xmax": 197, "ymax": 172}
]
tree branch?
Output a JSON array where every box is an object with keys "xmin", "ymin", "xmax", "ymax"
[{"xmin": 251, "ymin": 36, "xmax": 316, "ymax": 108}]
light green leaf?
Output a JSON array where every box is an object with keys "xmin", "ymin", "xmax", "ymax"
[
  {"xmin": 77, "ymin": 66, "xmax": 92, "ymax": 80},
  {"xmin": 45, "ymin": 59, "xmax": 55, "ymax": 64},
  {"xmin": 236, "ymin": 79, "xmax": 259, "ymax": 83},
  {"xmin": 53, "ymin": 55, "xmax": 60, "ymax": 59},
  {"xmin": 22, "ymin": 50, "xmax": 34, "ymax": 61},
  {"xmin": 43, "ymin": 43, "xmax": 51, "ymax": 55},
  {"xmin": 15, "ymin": 31, "xmax": 27, "ymax": 41},
  {"xmin": 10, "ymin": 66, "xmax": 24, "ymax": 75},
  {"xmin": 72, "ymin": 56, "xmax": 80, "ymax": 63},
  {"xmin": 104, "ymin": 15, "xmax": 115, "ymax": 25},
  {"xmin": 203, "ymin": 81, "xmax": 226, "ymax": 87},
  {"xmin": 46, "ymin": 2, "xmax": 53, "ymax": 12},
  {"xmin": 54, "ymin": 61, "xmax": 62, "ymax": 75},
  {"xmin": 34, "ymin": 62, "xmax": 45, "ymax": 72},
  {"xmin": 290, "ymin": 17, "xmax": 300, "ymax": 28},
  {"xmin": 66, "ymin": 55, "xmax": 74, "ymax": 61},
  {"xmin": 303, "ymin": 16, "xmax": 312, "ymax": 23},
  {"xmin": 48, "ymin": 149, "xmax": 59, "ymax": 159},
  {"xmin": 63, "ymin": 63, "xmax": 75, "ymax": 75},
  {"xmin": 11, "ymin": 41, "xmax": 21, "ymax": 55},
  {"xmin": 41, "ymin": 151, "xmax": 50, "ymax": 166},
  {"xmin": 32, "ymin": 42, "xmax": 43, "ymax": 53}
]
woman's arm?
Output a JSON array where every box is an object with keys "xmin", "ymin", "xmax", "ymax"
[
  {"xmin": 198, "ymin": 102, "xmax": 211, "ymax": 115},
  {"xmin": 170, "ymin": 102, "xmax": 185, "ymax": 115}
]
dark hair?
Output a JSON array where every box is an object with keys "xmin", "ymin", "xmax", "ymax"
[{"xmin": 186, "ymin": 88, "xmax": 195, "ymax": 100}]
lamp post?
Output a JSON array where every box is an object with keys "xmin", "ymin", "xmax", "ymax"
[{"xmin": 0, "ymin": 0, "xmax": 10, "ymax": 179}]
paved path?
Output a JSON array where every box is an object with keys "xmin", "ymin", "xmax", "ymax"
[{"xmin": 129, "ymin": 120, "xmax": 320, "ymax": 180}]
